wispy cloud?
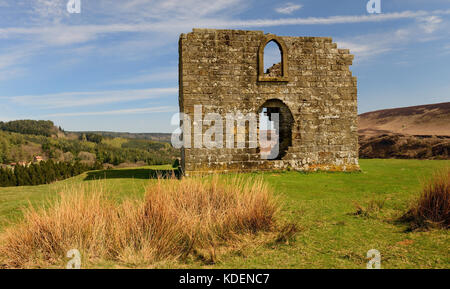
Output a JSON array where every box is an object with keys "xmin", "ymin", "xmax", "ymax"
[
  {"xmin": 0, "ymin": 6, "xmax": 448, "ymax": 79},
  {"xmin": 337, "ymin": 13, "xmax": 450, "ymax": 62},
  {"xmin": 44, "ymin": 106, "xmax": 178, "ymax": 117},
  {"xmin": 0, "ymin": 44, "xmax": 42, "ymax": 81},
  {"xmin": 224, "ymin": 9, "xmax": 450, "ymax": 27},
  {"xmin": 31, "ymin": 0, "xmax": 68, "ymax": 24},
  {"xmin": 275, "ymin": 3, "xmax": 303, "ymax": 15},
  {"xmin": 5, "ymin": 87, "xmax": 178, "ymax": 109},
  {"xmin": 91, "ymin": 0, "xmax": 247, "ymax": 22},
  {"xmin": 417, "ymin": 15, "xmax": 443, "ymax": 33},
  {"xmin": 0, "ymin": 49, "xmax": 29, "ymax": 70},
  {"xmin": 109, "ymin": 69, "xmax": 178, "ymax": 85},
  {"xmin": 2, "ymin": 10, "xmax": 450, "ymax": 44}
]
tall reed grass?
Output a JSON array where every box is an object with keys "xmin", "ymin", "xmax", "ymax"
[
  {"xmin": 0, "ymin": 176, "xmax": 279, "ymax": 268},
  {"xmin": 402, "ymin": 168, "xmax": 449, "ymax": 230}
]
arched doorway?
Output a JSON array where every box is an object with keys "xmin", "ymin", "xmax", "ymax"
[{"xmin": 258, "ymin": 99, "xmax": 294, "ymax": 160}]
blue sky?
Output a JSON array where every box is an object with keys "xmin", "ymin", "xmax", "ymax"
[{"xmin": 0, "ymin": 0, "xmax": 449, "ymax": 133}]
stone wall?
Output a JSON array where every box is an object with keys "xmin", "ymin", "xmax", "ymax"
[{"xmin": 179, "ymin": 28, "xmax": 359, "ymax": 175}]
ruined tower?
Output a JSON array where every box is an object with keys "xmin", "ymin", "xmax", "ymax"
[{"xmin": 178, "ymin": 29, "xmax": 359, "ymax": 175}]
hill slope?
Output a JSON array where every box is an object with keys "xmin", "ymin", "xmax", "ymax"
[
  {"xmin": 358, "ymin": 102, "xmax": 450, "ymax": 159},
  {"xmin": 0, "ymin": 127, "xmax": 178, "ymax": 166},
  {"xmin": 359, "ymin": 102, "xmax": 450, "ymax": 137}
]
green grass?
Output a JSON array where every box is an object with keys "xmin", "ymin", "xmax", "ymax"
[{"xmin": 0, "ymin": 159, "xmax": 448, "ymax": 268}]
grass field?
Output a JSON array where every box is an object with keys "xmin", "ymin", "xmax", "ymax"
[{"xmin": 0, "ymin": 159, "xmax": 448, "ymax": 269}]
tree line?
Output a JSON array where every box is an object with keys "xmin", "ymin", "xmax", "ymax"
[
  {"xmin": 0, "ymin": 120, "xmax": 55, "ymax": 137},
  {"xmin": 0, "ymin": 129, "xmax": 179, "ymax": 166},
  {"xmin": 0, "ymin": 160, "xmax": 103, "ymax": 187}
]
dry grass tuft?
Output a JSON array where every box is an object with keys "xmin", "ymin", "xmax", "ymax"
[
  {"xmin": 402, "ymin": 168, "xmax": 450, "ymax": 230},
  {"xmin": 0, "ymin": 176, "xmax": 279, "ymax": 268},
  {"xmin": 351, "ymin": 198, "xmax": 385, "ymax": 218}
]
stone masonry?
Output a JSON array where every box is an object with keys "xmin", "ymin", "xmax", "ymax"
[{"xmin": 179, "ymin": 29, "xmax": 360, "ymax": 175}]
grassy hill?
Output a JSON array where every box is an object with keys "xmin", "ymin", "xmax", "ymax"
[
  {"xmin": 359, "ymin": 102, "xmax": 450, "ymax": 137},
  {"xmin": 0, "ymin": 159, "xmax": 448, "ymax": 268},
  {"xmin": 358, "ymin": 102, "xmax": 450, "ymax": 159}
]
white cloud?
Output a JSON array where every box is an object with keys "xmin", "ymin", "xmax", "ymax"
[
  {"xmin": 275, "ymin": 3, "xmax": 303, "ymax": 15},
  {"xmin": 31, "ymin": 0, "xmax": 67, "ymax": 24},
  {"xmin": 44, "ymin": 106, "xmax": 178, "ymax": 117},
  {"xmin": 5, "ymin": 87, "xmax": 178, "ymax": 109},
  {"xmin": 337, "ymin": 15, "xmax": 450, "ymax": 63},
  {"xmin": 417, "ymin": 15, "xmax": 443, "ymax": 33},
  {"xmin": 224, "ymin": 9, "xmax": 450, "ymax": 27},
  {"xmin": 2, "ymin": 10, "xmax": 450, "ymax": 45}
]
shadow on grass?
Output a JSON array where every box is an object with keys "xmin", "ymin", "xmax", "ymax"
[{"xmin": 84, "ymin": 168, "xmax": 181, "ymax": 181}]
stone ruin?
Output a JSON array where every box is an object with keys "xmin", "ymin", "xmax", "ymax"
[{"xmin": 178, "ymin": 29, "xmax": 360, "ymax": 175}]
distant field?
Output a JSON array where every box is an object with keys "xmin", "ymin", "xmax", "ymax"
[{"xmin": 0, "ymin": 159, "xmax": 448, "ymax": 268}]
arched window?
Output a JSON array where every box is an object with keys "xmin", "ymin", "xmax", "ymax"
[
  {"xmin": 264, "ymin": 40, "xmax": 282, "ymax": 76},
  {"xmin": 258, "ymin": 35, "xmax": 289, "ymax": 82}
]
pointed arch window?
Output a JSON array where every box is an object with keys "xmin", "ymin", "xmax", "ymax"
[{"xmin": 258, "ymin": 35, "xmax": 289, "ymax": 82}]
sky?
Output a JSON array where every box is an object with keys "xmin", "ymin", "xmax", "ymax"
[{"xmin": 0, "ymin": 0, "xmax": 449, "ymax": 133}]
